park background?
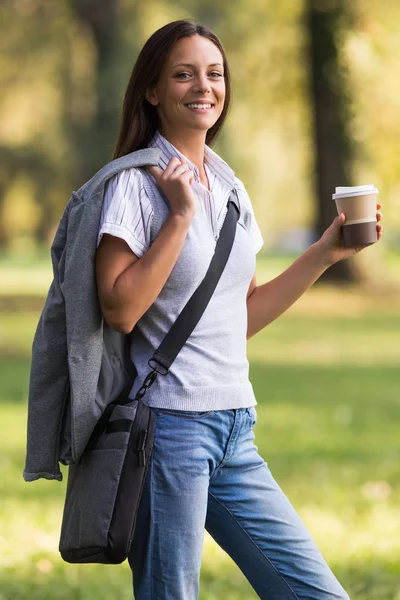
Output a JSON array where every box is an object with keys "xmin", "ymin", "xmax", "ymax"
[{"xmin": 1, "ymin": 0, "xmax": 399, "ymax": 598}]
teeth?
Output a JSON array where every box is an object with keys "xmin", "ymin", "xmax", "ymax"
[{"xmin": 187, "ymin": 103, "xmax": 212, "ymax": 109}]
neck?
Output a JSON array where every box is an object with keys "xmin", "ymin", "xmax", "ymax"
[{"xmin": 159, "ymin": 128, "xmax": 207, "ymax": 173}]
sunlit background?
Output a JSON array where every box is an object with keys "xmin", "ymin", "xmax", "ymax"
[{"xmin": 1, "ymin": 1, "xmax": 399, "ymax": 599}]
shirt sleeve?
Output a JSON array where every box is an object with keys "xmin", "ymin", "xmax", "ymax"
[
  {"xmin": 234, "ymin": 177, "xmax": 264, "ymax": 255},
  {"xmin": 97, "ymin": 168, "xmax": 153, "ymax": 258}
]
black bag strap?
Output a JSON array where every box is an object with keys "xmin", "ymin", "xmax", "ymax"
[{"xmin": 134, "ymin": 189, "xmax": 240, "ymax": 402}]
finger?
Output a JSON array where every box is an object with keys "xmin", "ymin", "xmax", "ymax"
[
  {"xmin": 336, "ymin": 212, "xmax": 346, "ymax": 225},
  {"xmin": 376, "ymin": 212, "xmax": 382, "ymax": 221},
  {"xmin": 172, "ymin": 167, "xmax": 194, "ymax": 185},
  {"xmin": 377, "ymin": 203, "xmax": 382, "ymax": 209},
  {"xmin": 171, "ymin": 163, "xmax": 190, "ymax": 179},
  {"xmin": 178, "ymin": 156, "xmax": 194, "ymax": 179},
  {"xmin": 147, "ymin": 165, "xmax": 163, "ymax": 181},
  {"xmin": 164, "ymin": 157, "xmax": 183, "ymax": 177},
  {"xmin": 172, "ymin": 156, "xmax": 191, "ymax": 174},
  {"xmin": 181, "ymin": 168, "xmax": 194, "ymax": 185}
]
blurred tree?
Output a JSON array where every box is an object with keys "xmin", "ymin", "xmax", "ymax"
[
  {"xmin": 0, "ymin": 145, "xmax": 55, "ymax": 249},
  {"xmin": 0, "ymin": 0, "xmax": 72, "ymax": 247},
  {"xmin": 1, "ymin": 0, "xmax": 397, "ymax": 257},
  {"xmin": 66, "ymin": 0, "xmax": 122, "ymax": 186},
  {"xmin": 305, "ymin": 0, "xmax": 364, "ymax": 282}
]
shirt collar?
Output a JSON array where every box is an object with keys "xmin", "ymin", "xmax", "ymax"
[{"xmin": 148, "ymin": 130, "xmax": 235, "ymax": 189}]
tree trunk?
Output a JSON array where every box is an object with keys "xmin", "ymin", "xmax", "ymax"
[
  {"xmin": 306, "ymin": 0, "xmax": 363, "ymax": 283},
  {"xmin": 66, "ymin": 0, "xmax": 121, "ymax": 187}
]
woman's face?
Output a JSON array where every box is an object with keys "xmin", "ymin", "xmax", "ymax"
[{"xmin": 146, "ymin": 35, "xmax": 226, "ymax": 137}]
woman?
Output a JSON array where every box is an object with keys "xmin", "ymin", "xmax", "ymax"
[{"xmin": 95, "ymin": 19, "xmax": 382, "ymax": 600}]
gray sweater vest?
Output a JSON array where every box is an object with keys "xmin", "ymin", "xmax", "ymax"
[{"xmin": 128, "ymin": 169, "xmax": 257, "ymax": 411}]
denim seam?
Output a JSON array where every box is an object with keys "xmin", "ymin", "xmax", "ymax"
[
  {"xmin": 149, "ymin": 442, "xmax": 155, "ymax": 600},
  {"xmin": 207, "ymin": 490, "xmax": 300, "ymax": 600}
]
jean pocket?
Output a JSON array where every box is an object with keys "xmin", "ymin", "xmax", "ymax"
[
  {"xmin": 246, "ymin": 406, "xmax": 257, "ymax": 427},
  {"xmin": 151, "ymin": 408, "xmax": 215, "ymax": 419}
]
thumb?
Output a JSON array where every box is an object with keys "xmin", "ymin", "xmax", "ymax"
[
  {"xmin": 147, "ymin": 165, "xmax": 163, "ymax": 181},
  {"xmin": 334, "ymin": 213, "xmax": 346, "ymax": 228}
]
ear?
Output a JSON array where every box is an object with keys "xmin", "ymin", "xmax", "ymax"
[{"xmin": 145, "ymin": 86, "xmax": 158, "ymax": 107}]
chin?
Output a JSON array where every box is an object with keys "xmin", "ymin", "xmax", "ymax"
[{"xmin": 190, "ymin": 118, "xmax": 219, "ymax": 130}]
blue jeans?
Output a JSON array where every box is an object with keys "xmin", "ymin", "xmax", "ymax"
[{"xmin": 128, "ymin": 407, "xmax": 349, "ymax": 600}]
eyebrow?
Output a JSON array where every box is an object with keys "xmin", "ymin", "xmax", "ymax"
[{"xmin": 172, "ymin": 62, "xmax": 223, "ymax": 69}]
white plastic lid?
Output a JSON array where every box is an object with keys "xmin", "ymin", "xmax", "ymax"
[{"xmin": 332, "ymin": 184, "xmax": 379, "ymax": 199}]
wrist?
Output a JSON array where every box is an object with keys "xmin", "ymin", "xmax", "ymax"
[
  {"xmin": 308, "ymin": 240, "xmax": 333, "ymax": 271},
  {"xmin": 168, "ymin": 211, "xmax": 195, "ymax": 227}
]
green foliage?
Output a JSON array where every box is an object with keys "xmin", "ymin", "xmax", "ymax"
[{"xmin": 1, "ymin": 255, "xmax": 400, "ymax": 598}]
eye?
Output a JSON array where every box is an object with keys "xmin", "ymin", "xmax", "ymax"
[
  {"xmin": 174, "ymin": 72, "xmax": 192, "ymax": 79},
  {"xmin": 209, "ymin": 72, "xmax": 223, "ymax": 78}
]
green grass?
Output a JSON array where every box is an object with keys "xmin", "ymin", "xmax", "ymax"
[{"xmin": 1, "ymin": 257, "xmax": 400, "ymax": 599}]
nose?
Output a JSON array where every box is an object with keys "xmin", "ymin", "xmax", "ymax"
[{"xmin": 192, "ymin": 72, "xmax": 211, "ymax": 95}]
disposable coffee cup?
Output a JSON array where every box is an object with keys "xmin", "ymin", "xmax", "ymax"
[{"xmin": 332, "ymin": 184, "xmax": 379, "ymax": 246}]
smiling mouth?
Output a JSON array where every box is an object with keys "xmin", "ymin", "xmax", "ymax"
[{"xmin": 184, "ymin": 103, "xmax": 215, "ymax": 111}]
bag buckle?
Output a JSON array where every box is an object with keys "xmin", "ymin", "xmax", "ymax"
[
  {"xmin": 135, "ymin": 369, "xmax": 158, "ymax": 401},
  {"xmin": 134, "ymin": 355, "xmax": 170, "ymax": 401},
  {"xmin": 148, "ymin": 357, "xmax": 169, "ymax": 376}
]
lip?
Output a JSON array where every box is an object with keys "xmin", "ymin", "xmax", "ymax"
[{"xmin": 185, "ymin": 100, "xmax": 215, "ymax": 104}]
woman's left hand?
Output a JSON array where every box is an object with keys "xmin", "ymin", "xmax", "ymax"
[{"xmin": 316, "ymin": 203, "xmax": 383, "ymax": 267}]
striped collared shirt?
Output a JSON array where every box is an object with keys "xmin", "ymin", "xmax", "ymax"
[{"xmin": 98, "ymin": 131, "xmax": 263, "ymax": 257}]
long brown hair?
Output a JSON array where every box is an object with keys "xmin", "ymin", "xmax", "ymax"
[{"xmin": 112, "ymin": 20, "xmax": 231, "ymax": 159}]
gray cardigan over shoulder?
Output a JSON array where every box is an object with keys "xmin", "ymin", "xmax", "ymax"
[{"xmin": 23, "ymin": 148, "xmax": 162, "ymax": 482}]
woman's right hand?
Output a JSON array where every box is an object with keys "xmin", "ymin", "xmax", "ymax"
[{"xmin": 147, "ymin": 157, "xmax": 197, "ymax": 221}]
